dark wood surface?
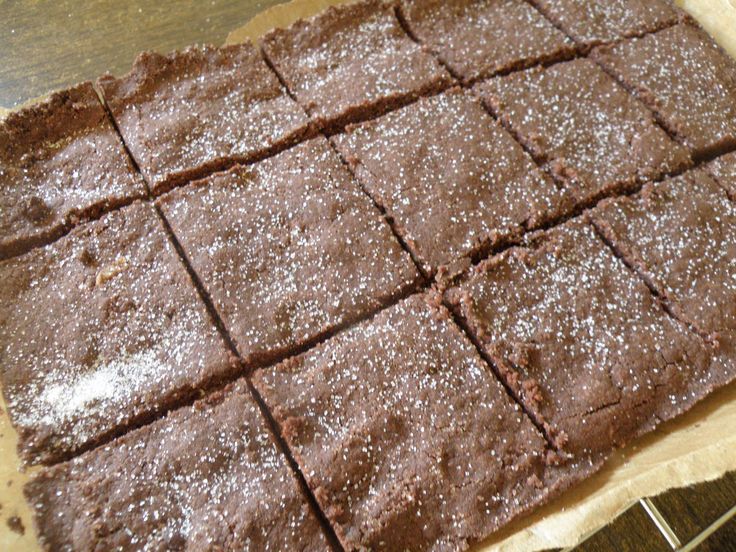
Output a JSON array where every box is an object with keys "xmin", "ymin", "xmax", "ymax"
[
  {"xmin": 1, "ymin": 1, "xmax": 734, "ymax": 550},
  {"xmin": 574, "ymin": 473, "xmax": 736, "ymax": 551},
  {"xmin": 0, "ymin": 0, "xmax": 283, "ymax": 108}
]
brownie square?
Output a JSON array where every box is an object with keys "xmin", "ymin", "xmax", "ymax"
[
  {"xmin": 157, "ymin": 137, "xmax": 420, "ymax": 369},
  {"xmin": 332, "ymin": 88, "xmax": 571, "ymax": 277},
  {"xmin": 446, "ymin": 219, "xmax": 711, "ymax": 459},
  {"xmin": 398, "ymin": 0, "xmax": 576, "ymax": 84},
  {"xmin": 253, "ymin": 293, "xmax": 569, "ymax": 551},
  {"xmin": 0, "ymin": 201, "xmax": 236, "ymax": 465},
  {"xmin": 97, "ymin": 43, "xmax": 312, "ymax": 195},
  {"xmin": 25, "ymin": 381, "xmax": 329, "ymax": 551},
  {"xmin": 705, "ymin": 151, "xmax": 736, "ymax": 198},
  {"xmin": 593, "ymin": 24, "xmax": 736, "ymax": 160},
  {"xmin": 591, "ymin": 170, "xmax": 736, "ymax": 381},
  {"xmin": 475, "ymin": 58, "xmax": 691, "ymax": 206},
  {"xmin": 529, "ymin": 0, "xmax": 680, "ymax": 47},
  {"xmin": 260, "ymin": 0, "xmax": 452, "ymax": 132},
  {"xmin": 0, "ymin": 82, "xmax": 146, "ymax": 260}
]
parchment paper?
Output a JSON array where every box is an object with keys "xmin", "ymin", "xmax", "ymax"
[{"xmin": 1, "ymin": 1, "xmax": 734, "ymax": 550}]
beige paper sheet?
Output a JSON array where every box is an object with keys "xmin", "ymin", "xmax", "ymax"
[{"xmin": 1, "ymin": 1, "xmax": 734, "ymax": 550}]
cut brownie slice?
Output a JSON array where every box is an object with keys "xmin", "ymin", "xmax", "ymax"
[
  {"xmin": 157, "ymin": 137, "xmax": 420, "ymax": 369},
  {"xmin": 475, "ymin": 58, "xmax": 691, "ymax": 206},
  {"xmin": 25, "ymin": 381, "xmax": 329, "ymax": 551},
  {"xmin": 445, "ymin": 219, "xmax": 711, "ymax": 459},
  {"xmin": 253, "ymin": 293, "xmax": 574, "ymax": 551},
  {"xmin": 593, "ymin": 24, "xmax": 736, "ymax": 160},
  {"xmin": 0, "ymin": 201, "xmax": 236, "ymax": 465},
  {"xmin": 0, "ymin": 82, "xmax": 146, "ymax": 260},
  {"xmin": 529, "ymin": 0, "xmax": 680, "ymax": 47},
  {"xmin": 398, "ymin": 0, "xmax": 576, "ymax": 84},
  {"xmin": 705, "ymin": 151, "xmax": 736, "ymax": 198},
  {"xmin": 260, "ymin": 0, "xmax": 452, "ymax": 132},
  {"xmin": 591, "ymin": 170, "xmax": 736, "ymax": 380},
  {"xmin": 97, "ymin": 43, "xmax": 312, "ymax": 194},
  {"xmin": 332, "ymin": 88, "xmax": 571, "ymax": 277}
]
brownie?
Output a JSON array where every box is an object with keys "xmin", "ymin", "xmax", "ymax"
[
  {"xmin": 0, "ymin": 82, "xmax": 146, "ymax": 260},
  {"xmin": 705, "ymin": 151, "xmax": 736, "ymax": 198},
  {"xmin": 97, "ymin": 43, "xmax": 312, "ymax": 195},
  {"xmin": 593, "ymin": 24, "xmax": 736, "ymax": 160},
  {"xmin": 253, "ymin": 293, "xmax": 575, "ymax": 551},
  {"xmin": 591, "ymin": 170, "xmax": 736, "ymax": 381},
  {"xmin": 260, "ymin": 0, "xmax": 452, "ymax": 132},
  {"xmin": 529, "ymin": 0, "xmax": 680, "ymax": 47},
  {"xmin": 157, "ymin": 137, "xmax": 420, "ymax": 369},
  {"xmin": 332, "ymin": 88, "xmax": 571, "ymax": 277},
  {"xmin": 475, "ymin": 58, "xmax": 692, "ymax": 206},
  {"xmin": 25, "ymin": 381, "xmax": 329, "ymax": 551},
  {"xmin": 445, "ymin": 218, "xmax": 712, "ymax": 459},
  {"xmin": 0, "ymin": 201, "xmax": 236, "ymax": 465},
  {"xmin": 398, "ymin": 0, "xmax": 576, "ymax": 84}
]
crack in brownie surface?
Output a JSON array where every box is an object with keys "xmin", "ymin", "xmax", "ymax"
[
  {"xmin": 260, "ymin": 0, "xmax": 452, "ymax": 132},
  {"xmin": 445, "ymin": 219, "xmax": 711, "ymax": 460},
  {"xmin": 25, "ymin": 381, "xmax": 329, "ymax": 551},
  {"xmin": 591, "ymin": 170, "xmax": 736, "ymax": 381},
  {"xmin": 398, "ymin": 0, "xmax": 575, "ymax": 84},
  {"xmin": 97, "ymin": 43, "xmax": 312, "ymax": 194},
  {"xmin": 529, "ymin": 0, "xmax": 680, "ymax": 47},
  {"xmin": 253, "ymin": 293, "xmax": 570, "ymax": 551},
  {"xmin": 157, "ymin": 137, "xmax": 420, "ymax": 369},
  {"xmin": 0, "ymin": 82, "xmax": 146, "ymax": 260},
  {"xmin": 0, "ymin": 201, "xmax": 236, "ymax": 465},
  {"xmin": 705, "ymin": 151, "xmax": 736, "ymax": 198},
  {"xmin": 332, "ymin": 88, "xmax": 571, "ymax": 278},
  {"xmin": 593, "ymin": 24, "xmax": 736, "ymax": 160},
  {"xmin": 474, "ymin": 58, "xmax": 691, "ymax": 207}
]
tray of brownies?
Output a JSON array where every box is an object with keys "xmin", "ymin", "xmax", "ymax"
[{"xmin": 1, "ymin": 0, "xmax": 735, "ymax": 550}]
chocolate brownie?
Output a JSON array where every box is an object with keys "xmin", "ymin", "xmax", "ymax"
[
  {"xmin": 0, "ymin": 201, "xmax": 236, "ymax": 465},
  {"xmin": 593, "ymin": 24, "xmax": 736, "ymax": 160},
  {"xmin": 591, "ymin": 170, "xmax": 736, "ymax": 381},
  {"xmin": 705, "ymin": 151, "xmax": 736, "ymax": 198},
  {"xmin": 260, "ymin": 0, "xmax": 452, "ymax": 132},
  {"xmin": 0, "ymin": 82, "xmax": 146, "ymax": 260},
  {"xmin": 25, "ymin": 381, "xmax": 329, "ymax": 551},
  {"xmin": 446, "ymin": 219, "xmax": 712, "ymax": 459},
  {"xmin": 332, "ymin": 88, "xmax": 571, "ymax": 277},
  {"xmin": 157, "ymin": 137, "xmax": 420, "ymax": 369},
  {"xmin": 253, "ymin": 293, "xmax": 574, "ymax": 551},
  {"xmin": 529, "ymin": 0, "xmax": 680, "ymax": 47},
  {"xmin": 475, "ymin": 58, "xmax": 691, "ymax": 206},
  {"xmin": 97, "ymin": 43, "xmax": 312, "ymax": 194},
  {"xmin": 398, "ymin": 0, "xmax": 576, "ymax": 84}
]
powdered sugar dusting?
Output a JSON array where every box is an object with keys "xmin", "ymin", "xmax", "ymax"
[
  {"xmin": 531, "ymin": 0, "xmax": 679, "ymax": 45},
  {"xmin": 158, "ymin": 138, "xmax": 419, "ymax": 366},
  {"xmin": 476, "ymin": 58, "xmax": 691, "ymax": 204},
  {"xmin": 261, "ymin": 0, "xmax": 450, "ymax": 128},
  {"xmin": 0, "ymin": 201, "xmax": 231, "ymax": 464},
  {"xmin": 0, "ymin": 82, "xmax": 146, "ymax": 257},
  {"xmin": 592, "ymin": 170, "xmax": 736, "ymax": 373},
  {"xmin": 334, "ymin": 88, "xmax": 567, "ymax": 274},
  {"xmin": 254, "ymin": 294, "xmax": 550, "ymax": 550},
  {"xmin": 98, "ymin": 44, "xmax": 310, "ymax": 193},
  {"xmin": 28, "ymin": 384, "xmax": 328, "ymax": 550},
  {"xmin": 400, "ymin": 0, "xmax": 574, "ymax": 82},
  {"xmin": 595, "ymin": 24, "xmax": 736, "ymax": 157},
  {"xmin": 450, "ymin": 218, "xmax": 710, "ymax": 457}
]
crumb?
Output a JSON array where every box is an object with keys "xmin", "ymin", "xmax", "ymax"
[{"xmin": 7, "ymin": 516, "xmax": 24, "ymax": 535}]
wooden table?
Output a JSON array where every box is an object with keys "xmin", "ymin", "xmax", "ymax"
[
  {"xmin": 1, "ymin": 1, "xmax": 735, "ymax": 550},
  {"xmin": 0, "ymin": 0, "xmax": 279, "ymax": 108}
]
